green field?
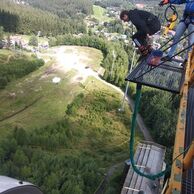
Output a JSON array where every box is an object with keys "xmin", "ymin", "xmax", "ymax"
[
  {"xmin": 0, "ymin": 46, "xmax": 142, "ymax": 194},
  {"xmin": 0, "ymin": 49, "xmax": 14, "ymax": 63},
  {"xmin": 92, "ymin": 5, "xmax": 112, "ymax": 22},
  {"xmin": 0, "ymin": 46, "xmax": 127, "ymax": 136},
  {"xmin": 0, "ymin": 64, "xmax": 78, "ymax": 136}
]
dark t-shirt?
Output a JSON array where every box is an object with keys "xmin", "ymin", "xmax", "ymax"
[{"xmin": 128, "ymin": 9, "xmax": 160, "ymax": 35}]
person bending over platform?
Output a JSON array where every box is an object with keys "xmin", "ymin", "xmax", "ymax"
[{"xmin": 120, "ymin": 9, "xmax": 161, "ymax": 56}]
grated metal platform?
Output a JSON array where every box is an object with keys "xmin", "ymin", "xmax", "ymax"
[{"xmin": 126, "ymin": 56, "xmax": 185, "ymax": 93}]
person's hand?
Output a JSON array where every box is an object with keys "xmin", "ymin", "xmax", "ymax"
[
  {"xmin": 159, "ymin": 0, "xmax": 169, "ymax": 6},
  {"xmin": 139, "ymin": 46, "xmax": 149, "ymax": 55}
]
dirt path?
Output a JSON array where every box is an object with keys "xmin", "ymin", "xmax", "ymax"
[{"xmin": 0, "ymin": 96, "xmax": 42, "ymax": 122}]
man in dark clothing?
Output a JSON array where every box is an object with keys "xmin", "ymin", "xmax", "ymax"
[{"xmin": 120, "ymin": 9, "xmax": 161, "ymax": 55}]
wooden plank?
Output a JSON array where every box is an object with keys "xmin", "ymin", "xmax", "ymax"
[
  {"xmin": 135, "ymin": 144, "xmax": 151, "ymax": 192},
  {"xmin": 121, "ymin": 143, "xmax": 143, "ymax": 194},
  {"xmin": 127, "ymin": 144, "xmax": 147, "ymax": 194},
  {"xmin": 143, "ymin": 145, "xmax": 165, "ymax": 194},
  {"xmin": 121, "ymin": 143, "xmax": 165, "ymax": 194}
]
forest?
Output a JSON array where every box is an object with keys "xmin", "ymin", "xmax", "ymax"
[
  {"xmin": 139, "ymin": 89, "xmax": 179, "ymax": 162},
  {"xmin": 0, "ymin": 92, "xmax": 131, "ymax": 194},
  {"xmin": 0, "ymin": 52, "xmax": 44, "ymax": 89},
  {"xmin": 25, "ymin": 0, "xmax": 93, "ymax": 18},
  {"xmin": 0, "ymin": 0, "xmax": 88, "ymax": 35},
  {"xmin": 0, "ymin": 0, "xmax": 183, "ymax": 192},
  {"xmin": 93, "ymin": 0, "xmax": 133, "ymax": 8}
]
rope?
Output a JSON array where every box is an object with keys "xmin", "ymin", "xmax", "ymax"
[{"xmin": 129, "ymin": 84, "xmax": 170, "ymax": 180}]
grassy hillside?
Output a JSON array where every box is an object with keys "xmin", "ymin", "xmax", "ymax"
[
  {"xmin": 92, "ymin": 5, "xmax": 112, "ymax": 22},
  {"xmin": 0, "ymin": 49, "xmax": 44, "ymax": 89},
  {"xmin": 0, "ymin": 46, "xmax": 104, "ymax": 135},
  {"xmin": 0, "ymin": 46, "xmax": 142, "ymax": 194}
]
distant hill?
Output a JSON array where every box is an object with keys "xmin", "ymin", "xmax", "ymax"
[
  {"xmin": 21, "ymin": 0, "xmax": 93, "ymax": 18},
  {"xmin": 93, "ymin": 0, "xmax": 160, "ymax": 8},
  {"xmin": 94, "ymin": 0, "xmax": 133, "ymax": 8},
  {"xmin": 0, "ymin": 0, "xmax": 87, "ymax": 35}
]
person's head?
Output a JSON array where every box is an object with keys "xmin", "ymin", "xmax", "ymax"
[{"xmin": 120, "ymin": 10, "xmax": 129, "ymax": 22}]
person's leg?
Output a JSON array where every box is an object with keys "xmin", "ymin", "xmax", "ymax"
[
  {"xmin": 132, "ymin": 31, "xmax": 150, "ymax": 56},
  {"xmin": 168, "ymin": 21, "xmax": 187, "ymax": 57},
  {"xmin": 132, "ymin": 31, "xmax": 147, "ymax": 47}
]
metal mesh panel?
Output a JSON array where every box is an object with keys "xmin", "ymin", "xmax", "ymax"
[{"xmin": 126, "ymin": 57, "xmax": 185, "ymax": 93}]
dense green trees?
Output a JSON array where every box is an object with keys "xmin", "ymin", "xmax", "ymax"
[
  {"xmin": 25, "ymin": 0, "xmax": 93, "ymax": 18},
  {"xmin": 144, "ymin": 91, "xmax": 178, "ymax": 143},
  {"xmin": 0, "ymin": 91, "xmax": 131, "ymax": 194},
  {"xmin": 0, "ymin": 26, "xmax": 4, "ymax": 48},
  {"xmin": 0, "ymin": 55, "xmax": 44, "ymax": 89},
  {"xmin": 0, "ymin": 0, "xmax": 87, "ymax": 35},
  {"xmin": 29, "ymin": 35, "xmax": 38, "ymax": 46},
  {"xmin": 138, "ymin": 89, "xmax": 179, "ymax": 162},
  {"xmin": 105, "ymin": 20, "xmax": 124, "ymax": 34},
  {"xmin": 93, "ymin": 0, "xmax": 133, "ymax": 9}
]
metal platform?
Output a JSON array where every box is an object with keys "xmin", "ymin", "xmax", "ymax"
[
  {"xmin": 126, "ymin": 56, "xmax": 185, "ymax": 93},
  {"xmin": 182, "ymin": 86, "xmax": 194, "ymax": 194},
  {"xmin": 121, "ymin": 141, "xmax": 166, "ymax": 194}
]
